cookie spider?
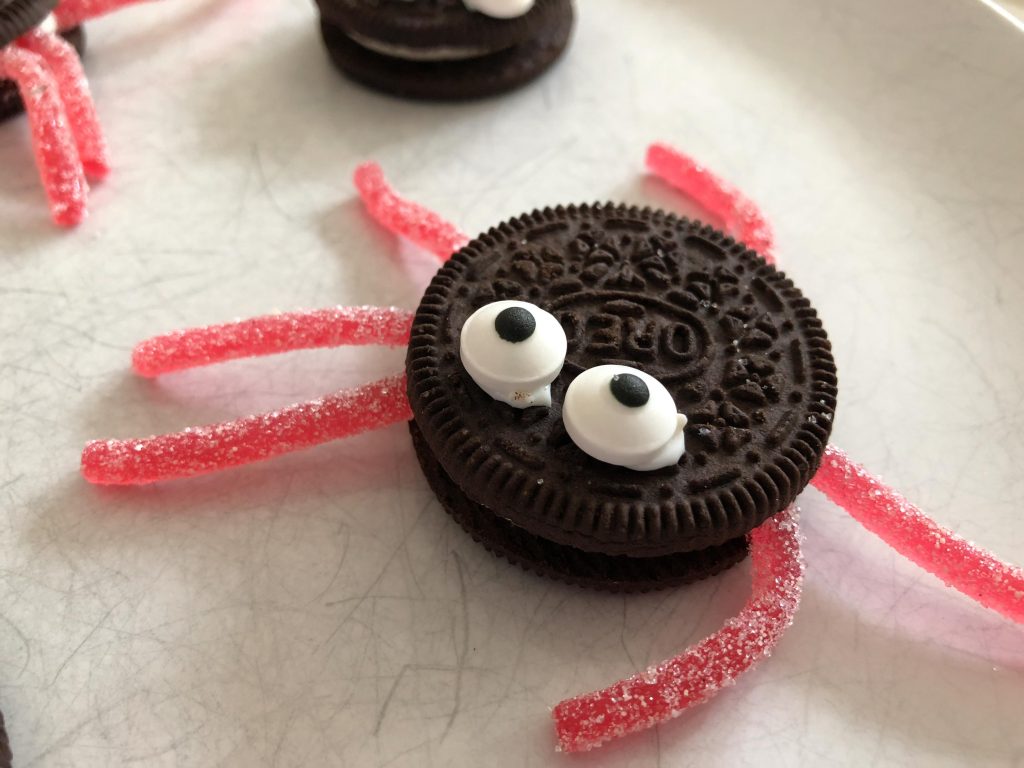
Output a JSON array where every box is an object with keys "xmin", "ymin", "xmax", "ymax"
[
  {"xmin": 0, "ymin": 0, "xmax": 146, "ymax": 226},
  {"xmin": 80, "ymin": 145, "xmax": 1024, "ymax": 753}
]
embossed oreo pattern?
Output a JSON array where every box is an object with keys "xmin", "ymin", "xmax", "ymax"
[{"xmin": 408, "ymin": 204, "xmax": 838, "ymax": 558}]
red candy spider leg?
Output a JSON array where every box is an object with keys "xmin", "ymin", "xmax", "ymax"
[
  {"xmin": 814, "ymin": 446, "xmax": 1024, "ymax": 624},
  {"xmin": 82, "ymin": 374, "xmax": 412, "ymax": 485},
  {"xmin": 132, "ymin": 306, "xmax": 413, "ymax": 377},
  {"xmin": 53, "ymin": 0, "xmax": 152, "ymax": 29},
  {"xmin": 0, "ymin": 45, "xmax": 88, "ymax": 227},
  {"xmin": 81, "ymin": 307, "xmax": 414, "ymax": 485},
  {"xmin": 355, "ymin": 162, "xmax": 471, "ymax": 261},
  {"xmin": 17, "ymin": 29, "xmax": 109, "ymax": 179},
  {"xmin": 649, "ymin": 141, "xmax": 1024, "ymax": 626},
  {"xmin": 553, "ymin": 507, "xmax": 804, "ymax": 753},
  {"xmin": 646, "ymin": 143, "xmax": 775, "ymax": 263}
]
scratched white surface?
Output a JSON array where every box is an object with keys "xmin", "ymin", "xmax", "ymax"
[{"xmin": 1, "ymin": 0, "xmax": 1023, "ymax": 765}]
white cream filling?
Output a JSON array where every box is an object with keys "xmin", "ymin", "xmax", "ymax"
[{"xmin": 347, "ymin": 30, "xmax": 495, "ymax": 62}]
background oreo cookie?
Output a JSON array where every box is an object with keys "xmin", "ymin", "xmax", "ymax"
[
  {"xmin": 0, "ymin": 25, "xmax": 85, "ymax": 122},
  {"xmin": 0, "ymin": 0, "xmax": 56, "ymax": 48},
  {"xmin": 0, "ymin": 708, "xmax": 10, "ymax": 768},
  {"xmin": 316, "ymin": 0, "xmax": 573, "ymax": 100},
  {"xmin": 407, "ymin": 204, "xmax": 837, "ymax": 576}
]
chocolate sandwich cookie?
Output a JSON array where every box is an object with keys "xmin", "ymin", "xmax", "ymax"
[
  {"xmin": 407, "ymin": 203, "xmax": 837, "ymax": 589},
  {"xmin": 0, "ymin": 0, "xmax": 55, "ymax": 46},
  {"xmin": 0, "ymin": 0, "xmax": 86, "ymax": 121},
  {"xmin": 0, "ymin": 708, "xmax": 11, "ymax": 768},
  {"xmin": 316, "ymin": 0, "xmax": 574, "ymax": 100}
]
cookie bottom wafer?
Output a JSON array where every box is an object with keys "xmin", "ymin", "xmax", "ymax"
[{"xmin": 411, "ymin": 421, "xmax": 749, "ymax": 593}]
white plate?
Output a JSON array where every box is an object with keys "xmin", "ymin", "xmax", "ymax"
[{"xmin": 1, "ymin": 1, "xmax": 1022, "ymax": 765}]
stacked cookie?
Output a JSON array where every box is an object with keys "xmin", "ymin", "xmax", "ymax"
[
  {"xmin": 407, "ymin": 204, "xmax": 838, "ymax": 591},
  {"xmin": 315, "ymin": 0, "xmax": 574, "ymax": 100}
]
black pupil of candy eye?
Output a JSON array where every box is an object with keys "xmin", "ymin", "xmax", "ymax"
[
  {"xmin": 494, "ymin": 307, "xmax": 536, "ymax": 343},
  {"xmin": 610, "ymin": 373, "xmax": 650, "ymax": 408}
]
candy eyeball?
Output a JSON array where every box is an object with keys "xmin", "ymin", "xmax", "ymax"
[
  {"xmin": 459, "ymin": 300, "xmax": 567, "ymax": 409},
  {"xmin": 462, "ymin": 0, "xmax": 536, "ymax": 19},
  {"xmin": 563, "ymin": 365, "xmax": 688, "ymax": 472}
]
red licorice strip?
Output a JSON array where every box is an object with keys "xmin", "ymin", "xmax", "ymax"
[
  {"xmin": 132, "ymin": 306, "xmax": 413, "ymax": 377},
  {"xmin": 54, "ymin": 0, "xmax": 150, "ymax": 29},
  {"xmin": 813, "ymin": 445, "xmax": 1024, "ymax": 624},
  {"xmin": 81, "ymin": 374, "xmax": 413, "ymax": 485},
  {"xmin": 0, "ymin": 45, "xmax": 88, "ymax": 227},
  {"xmin": 18, "ymin": 29, "xmax": 109, "ymax": 179},
  {"xmin": 553, "ymin": 507, "xmax": 804, "ymax": 753},
  {"xmin": 354, "ymin": 162, "xmax": 470, "ymax": 261},
  {"xmin": 646, "ymin": 143, "xmax": 775, "ymax": 263}
]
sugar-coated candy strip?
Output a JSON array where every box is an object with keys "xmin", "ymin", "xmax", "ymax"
[
  {"xmin": 553, "ymin": 507, "xmax": 804, "ymax": 753},
  {"xmin": 646, "ymin": 143, "xmax": 775, "ymax": 263},
  {"xmin": 0, "ymin": 46, "xmax": 88, "ymax": 227},
  {"xmin": 354, "ymin": 162, "xmax": 470, "ymax": 261},
  {"xmin": 18, "ymin": 29, "xmax": 109, "ymax": 179},
  {"xmin": 54, "ymin": 0, "xmax": 151, "ymax": 29},
  {"xmin": 81, "ymin": 374, "xmax": 413, "ymax": 485},
  {"xmin": 132, "ymin": 306, "xmax": 414, "ymax": 378},
  {"xmin": 813, "ymin": 444, "xmax": 1024, "ymax": 624}
]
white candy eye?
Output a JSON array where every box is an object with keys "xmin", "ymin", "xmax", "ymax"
[
  {"xmin": 459, "ymin": 300, "xmax": 567, "ymax": 409},
  {"xmin": 563, "ymin": 365, "xmax": 688, "ymax": 472},
  {"xmin": 462, "ymin": 0, "xmax": 535, "ymax": 19}
]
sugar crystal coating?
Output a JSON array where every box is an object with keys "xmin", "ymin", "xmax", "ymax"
[
  {"xmin": 18, "ymin": 28, "xmax": 108, "ymax": 178},
  {"xmin": 354, "ymin": 162, "xmax": 470, "ymax": 260},
  {"xmin": 646, "ymin": 143, "xmax": 775, "ymax": 263},
  {"xmin": 552, "ymin": 506, "xmax": 804, "ymax": 753},
  {"xmin": 813, "ymin": 445, "xmax": 1024, "ymax": 624},
  {"xmin": 0, "ymin": 44, "xmax": 87, "ymax": 226},
  {"xmin": 82, "ymin": 374, "xmax": 413, "ymax": 485},
  {"xmin": 132, "ymin": 306, "xmax": 413, "ymax": 377}
]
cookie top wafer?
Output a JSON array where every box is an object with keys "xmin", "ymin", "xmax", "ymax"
[
  {"xmin": 316, "ymin": 0, "xmax": 564, "ymax": 53},
  {"xmin": 407, "ymin": 204, "xmax": 838, "ymax": 558},
  {"xmin": 0, "ymin": 0, "xmax": 56, "ymax": 47}
]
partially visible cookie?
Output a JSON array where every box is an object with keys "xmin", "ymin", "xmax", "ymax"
[
  {"xmin": 0, "ymin": 708, "xmax": 11, "ymax": 768},
  {"xmin": 0, "ymin": 0, "xmax": 55, "ymax": 48},
  {"xmin": 0, "ymin": 25, "xmax": 86, "ymax": 122},
  {"xmin": 316, "ymin": 0, "xmax": 574, "ymax": 100},
  {"xmin": 406, "ymin": 203, "xmax": 838, "ymax": 589}
]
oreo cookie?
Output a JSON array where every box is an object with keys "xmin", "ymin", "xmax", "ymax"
[
  {"xmin": 316, "ymin": 0, "xmax": 574, "ymax": 100},
  {"xmin": 0, "ymin": 708, "xmax": 11, "ymax": 768},
  {"xmin": 0, "ymin": 24, "xmax": 86, "ymax": 122},
  {"xmin": 407, "ymin": 203, "xmax": 838, "ymax": 589},
  {"xmin": 0, "ymin": 0, "xmax": 55, "ymax": 48}
]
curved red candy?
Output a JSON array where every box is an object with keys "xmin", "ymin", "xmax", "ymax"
[
  {"xmin": 354, "ymin": 162, "xmax": 470, "ymax": 260},
  {"xmin": 54, "ymin": 0, "xmax": 151, "ymax": 29},
  {"xmin": 0, "ymin": 45, "xmax": 88, "ymax": 227},
  {"xmin": 18, "ymin": 29, "xmax": 109, "ymax": 179},
  {"xmin": 646, "ymin": 143, "xmax": 775, "ymax": 263},
  {"xmin": 553, "ymin": 507, "xmax": 804, "ymax": 753}
]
